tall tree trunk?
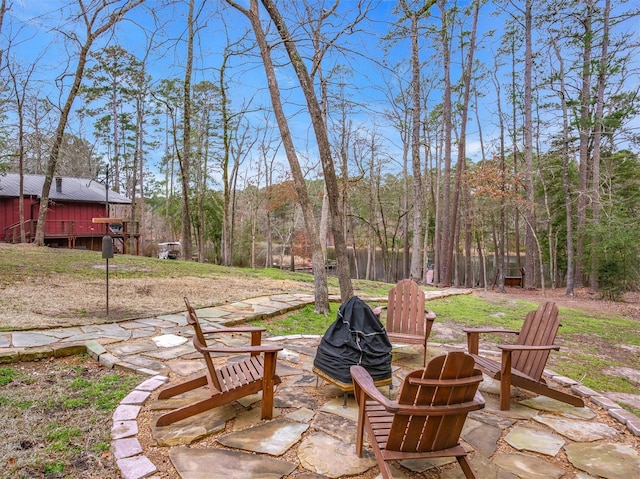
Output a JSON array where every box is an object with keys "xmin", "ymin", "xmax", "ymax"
[
  {"xmin": 438, "ymin": 0, "xmax": 453, "ymax": 286},
  {"xmin": 510, "ymin": 37, "xmax": 521, "ymax": 278},
  {"xmin": 452, "ymin": 0, "xmax": 479, "ymax": 288},
  {"xmin": 523, "ymin": 0, "xmax": 536, "ymax": 289},
  {"xmin": 399, "ymin": 1, "xmax": 436, "ymax": 282},
  {"xmin": 409, "ymin": 11, "xmax": 424, "ymax": 283},
  {"xmin": 492, "ymin": 59, "xmax": 506, "ymax": 292},
  {"xmin": 227, "ymin": 0, "xmax": 330, "ymax": 312},
  {"xmin": 180, "ymin": 0, "xmax": 195, "ymax": 262},
  {"xmin": 8, "ymin": 62, "xmax": 32, "ymax": 244},
  {"xmin": 220, "ymin": 44, "xmax": 233, "ymax": 266},
  {"xmin": 575, "ymin": 1, "xmax": 594, "ymax": 288},
  {"xmin": 34, "ymin": 0, "xmax": 143, "ymax": 246},
  {"xmin": 260, "ymin": 0, "xmax": 353, "ymax": 301},
  {"xmin": 589, "ymin": 0, "xmax": 610, "ymax": 291}
]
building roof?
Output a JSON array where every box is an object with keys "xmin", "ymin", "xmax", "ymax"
[{"xmin": 0, "ymin": 173, "xmax": 131, "ymax": 204}]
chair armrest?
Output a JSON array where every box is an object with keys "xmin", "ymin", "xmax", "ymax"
[
  {"xmin": 198, "ymin": 344, "xmax": 282, "ymax": 354},
  {"xmin": 465, "ymin": 328, "xmax": 520, "ymax": 354},
  {"xmin": 499, "ymin": 344, "xmax": 560, "ymax": 352},
  {"xmin": 350, "ymin": 365, "xmax": 398, "ymax": 412},
  {"xmin": 372, "ymin": 306, "xmax": 387, "ymax": 318},
  {"xmin": 463, "ymin": 327, "xmax": 520, "ymax": 334},
  {"xmin": 194, "ymin": 336, "xmax": 282, "ymax": 355},
  {"xmin": 201, "ymin": 326, "xmax": 267, "ymax": 334},
  {"xmin": 424, "ymin": 309, "xmax": 436, "ymax": 320}
]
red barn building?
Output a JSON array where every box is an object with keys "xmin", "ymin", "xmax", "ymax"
[{"xmin": 0, "ymin": 173, "xmax": 139, "ymax": 253}]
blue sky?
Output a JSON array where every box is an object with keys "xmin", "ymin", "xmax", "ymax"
[{"xmin": 4, "ymin": 1, "xmax": 640, "ymax": 188}]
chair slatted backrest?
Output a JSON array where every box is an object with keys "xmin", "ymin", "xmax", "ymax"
[
  {"xmin": 386, "ymin": 352, "xmax": 482, "ymax": 453},
  {"xmin": 184, "ymin": 297, "xmax": 223, "ymax": 393},
  {"xmin": 387, "ymin": 279, "xmax": 427, "ymax": 337},
  {"xmin": 512, "ymin": 301, "xmax": 559, "ymax": 381}
]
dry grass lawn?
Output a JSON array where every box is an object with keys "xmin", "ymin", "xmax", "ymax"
[
  {"xmin": 0, "ymin": 243, "xmax": 315, "ymax": 330},
  {"xmin": 0, "ymin": 355, "xmax": 139, "ymax": 478}
]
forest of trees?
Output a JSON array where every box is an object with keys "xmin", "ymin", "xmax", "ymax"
[{"xmin": 1, "ymin": 1, "xmax": 639, "ymax": 310}]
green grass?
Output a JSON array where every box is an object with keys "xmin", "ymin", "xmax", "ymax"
[
  {"xmin": 0, "ymin": 245, "xmax": 317, "ymax": 286},
  {"xmin": 43, "ymin": 461, "xmax": 65, "ymax": 474},
  {"xmin": 66, "ymin": 369, "xmax": 139, "ymax": 410},
  {"xmin": 253, "ymin": 303, "xmax": 340, "ymax": 336},
  {"xmin": 0, "ymin": 244, "xmax": 400, "ymax": 298},
  {"xmin": 425, "ymin": 294, "xmax": 538, "ymax": 327},
  {"xmin": 256, "ymin": 292, "xmax": 640, "ymax": 401},
  {"xmin": 555, "ymin": 351, "xmax": 636, "ymax": 392},
  {"xmin": 45, "ymin": 424, "xmax": 83, "ymax": 453},
  {"xmin": 0, "ymin": 367, "xmax": 19, "ymax": 386}
]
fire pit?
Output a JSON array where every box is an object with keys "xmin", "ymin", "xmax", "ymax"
[{"xmin": 313, "ymin": 296, "xmax": 392, "ymax": 405}]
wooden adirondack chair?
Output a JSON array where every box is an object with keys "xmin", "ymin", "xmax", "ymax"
[
  {"xmin": 464, "ymin": 301, "xmax": 585, "ymax": 411},
  {"xmin": 155, "ymin": 297, "xmax": 283, "ymax": 427},
  {"xmin": 374, "ymin": 279, "xmax": 436, "ymax": 366},
  {"xmin": 351, "ymin": 352, "xmax": 485, "ymax": 479}
]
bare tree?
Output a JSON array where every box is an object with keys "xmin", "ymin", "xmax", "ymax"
[
  {"xmin": 178, "ymin": 0, "xmax": 198, "ymax": 262},
  {"xmin": 0, "ymin": 0, "xmax": 7, "ymax": 71},
  {"xmin": 34, "ymin": 0, "xmax": 143, "ymax": 246},
  {"xmin": 589, "ymin": 0, "xmax": 611, "ymax": 291},
  {"xmin": 398, "ymin": 0, "xmax": 436, "ymax": 283},
  {"xmin": 436, "ymin": 0, "xmax": 453, "ymax": 286},
  {"xmin": 259, "ymin": 0, "xmax": 358, "ymax": 301},
  {"xmin": 574, "ymin": 1, "xmax": 595, "ymax": 287},
  {"xmin": 217, "ymin": 30, "xmax": 254, "ymax": 266},
  {"xmin": 224, "ymin": 0, "xmax": 331, "ymax": 313},
  {"xmin": 550, "ymin": 35, "xmax": 575, "ymax": 295},
  {"xmin": 450, "ymin": 0, "xmax": 480, "ymax": 288},
  {"xmin": 7, "ymin": 60, "xmax": 39, "ymax": 242},
  {"xmin": 523, "ymin": 0, "xmax": 536, "ymax": 289}
]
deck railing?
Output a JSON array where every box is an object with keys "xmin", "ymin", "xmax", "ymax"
[{"xmin": 4, "ymin": 219, "xmax": 139, "ymax": 244}]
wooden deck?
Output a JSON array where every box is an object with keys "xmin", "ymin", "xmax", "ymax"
[{"xmin": 3, "ymin": 219, "xmax": 140, "ymax": 254}]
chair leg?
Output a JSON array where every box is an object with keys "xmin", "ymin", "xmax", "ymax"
[
  {"xmin": 457, "ymin": 455, "xmax": 477, "ymax": 479},
  {"xmin": 422, "ymin": 342, "xmax": 428, "ymax": 367},
  {"xmin": 378, "ymin": 461, "xmax": 394, "ymax": 479},
  {"xmin": 155, "ymin": 396, "xmax": 221, "ymax": 426},
  {"xmin": 500, "ymin": 352, "xmax": 513, "ymax": 410},
  {"xmin": 157, "ymin": 375, "xmax": 208, "ymax": 400}
]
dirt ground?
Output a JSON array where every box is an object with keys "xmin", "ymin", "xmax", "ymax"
[{"xmin": 0, "ymin": 273, "xmax": 315, "ymax": 330}]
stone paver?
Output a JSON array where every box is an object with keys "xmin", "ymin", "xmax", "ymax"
[
  {"xmin": 116, "ymin": 455, "xmax": 157, "ymax": 479},
  {"xmin": 2, "ymin": 291, "xmax": 640, "ymax": 479},
  {"xmin": 504, "ymin": 425, "xmax": 565, "ymax": 456},
  {"xmin": 11, "ymin": 331, "xmax": 58, "ymax": 347},
  {"xmin": 169, "ymin": 447, "xmax": 297, "ymax": 479},
  {"xmin": 112, "ymin": 420, "xmax": 139, "ymax": 439},
  {"xmin": 217, "ymin": 418, "xmax": 309, "ymax": 456},
  {"xmin": 533, "ymin": 414, "xmax": 620, "ymax": 441},
  {"xmin": 297, "ymin": 432, "xmax": 376, "ymax": 478},
  {"xmin": 565, "ymin": 442, "xmax": 640, "ymax": 479},
  {"xmin": 151, "ymin": 404, "xmax": 236, "ymax": 447},
  {"xmin": 113, "ymin": 404, "xmax": 142, "ymax": 422},
  {"xmin": 493, "ymin": 452, "xmax": 565, "ymax": 478},
  {"xmin": 112, "ymin": 437, "xmax": 143, "ymax": 459},
  {"xmin": 152, "ymin": 334, "xmax": 188, "ymax": 348}
]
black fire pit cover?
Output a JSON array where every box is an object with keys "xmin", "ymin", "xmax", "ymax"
[{"xmin": 313, "ymin": 295, "xmax": 392, "ymax": 384}]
